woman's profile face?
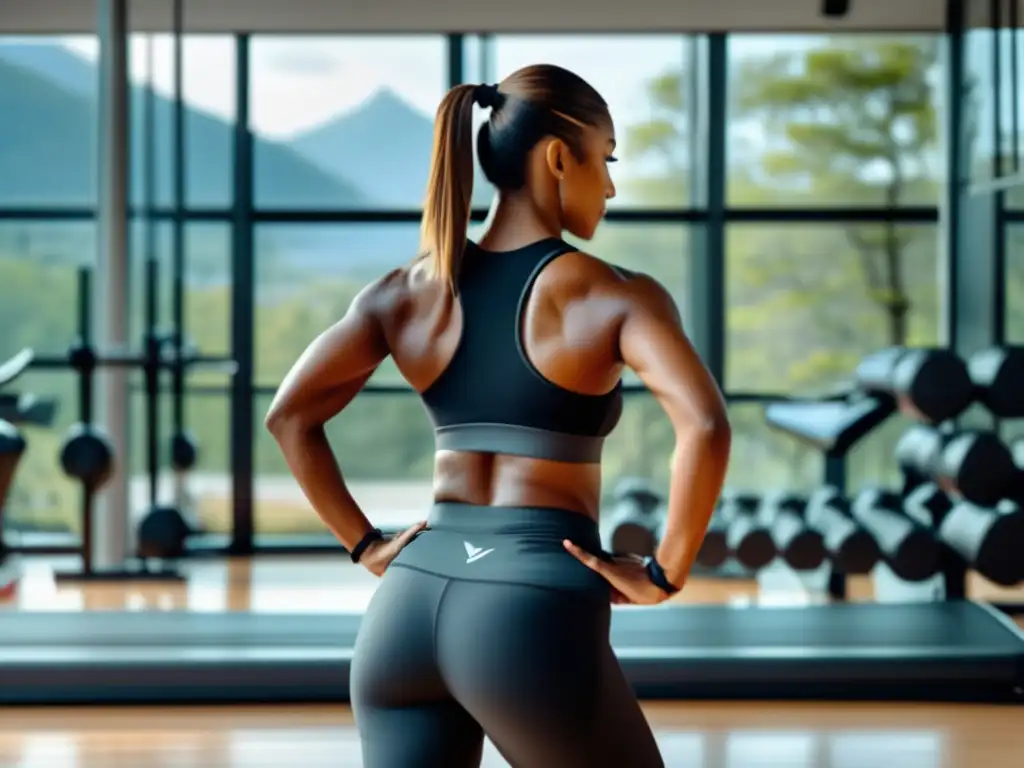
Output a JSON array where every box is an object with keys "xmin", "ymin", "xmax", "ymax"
[{"xmin": 559, "ymin": 119, "xmax": 618, "ymax": 241}]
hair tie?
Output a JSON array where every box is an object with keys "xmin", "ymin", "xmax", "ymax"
[{"xmin": 473, "ymin": 83, "xmax": 504, "ymax": 110}]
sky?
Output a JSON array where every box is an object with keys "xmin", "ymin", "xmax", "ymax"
[{"xmin": 53, "ymin": 33, "xmax": 800, "ymax": 141}]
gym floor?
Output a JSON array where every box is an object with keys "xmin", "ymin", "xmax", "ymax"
[{"xmin": 1, "ymin": 559, "xmax": 1023, "ymax": 767}]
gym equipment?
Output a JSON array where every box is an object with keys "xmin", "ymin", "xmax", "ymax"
[
  {"xmin": 695, "ymin": 509, "xmax": 729, "ymax": 568},
  {"xmin": 850, "ymin": 489, "xmax": 940, "ymax": 581},
  {"xmin": 1013, "ymin": 437, "xmax": 1024, "ymax": 470},
  {"xmin": 758, "ymin": 492, "xmax": 826, "ymax": 571},
  {"xmin": 854, "ymin": 347, "xmax": 975, "ymax": 424},
  {"xmin": 764, "ymin": 395, "xmax": 894, "ymax": 456},
  {"xmin": 0, "ymin": 348, "xmax": 59, "ymax": 598},
  {"xmin": 601, "ymin": 478, "xmax": 664, "ymax": 557},
  {"xmin": 0, "ymin": 601, "xmax": 1021, "ymax": 704},
  {"xmin": 904, "ymin": 483, "xmax": 1024, "ymax": 587},
  {"xmin": 717, "ymin": 493, "xmax": 776, "ymax": 569},
  {"xmin": 804, "ymin": 487, "xmax": 881, "ymax": 575},
  {"xmin": 59, "ymin": 424, "xmax": 115, "ymax": 491},
  {"xmin": 896, "ymin": 425, "xmax": 1019, "ymax": 508},
  {"xmin": 967, "ymin": 346, "xmax": 1024, "ymax": 418},
  {"xmin": 137, "ymin": 505, "xmax": 193, "ymax": 560}
]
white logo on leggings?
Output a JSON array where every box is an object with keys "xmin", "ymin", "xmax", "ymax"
[{"xmin": 464, "ymin": 541, "xmax": 494, "ymax": 564}]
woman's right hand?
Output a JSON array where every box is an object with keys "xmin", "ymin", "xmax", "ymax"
[{"xmin": 359, "ymin": 521, "xmax": 428, "ymax": 577}]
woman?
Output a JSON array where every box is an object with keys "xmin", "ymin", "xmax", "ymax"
[{"xmin": 266, "ymin": 64, "xmax": 731, "ymax": 768}]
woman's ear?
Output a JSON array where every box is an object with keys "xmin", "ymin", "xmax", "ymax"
[{"xmin": 544, "ymin": 138, "xmax": 567, "ymax": 180}]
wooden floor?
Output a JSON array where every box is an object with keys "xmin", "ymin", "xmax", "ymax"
[{"xmin": 1, "ymin": 556, "xmax": 1022, "ymax": 767}]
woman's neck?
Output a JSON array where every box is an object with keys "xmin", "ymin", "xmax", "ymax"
[{"xmin": 477, "ymin": 192, "xmax": 562, "ymax": 252}]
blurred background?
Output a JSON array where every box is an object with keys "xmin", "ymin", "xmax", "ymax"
[{"xmin": 4, "ymin": 12, "xmax": 1015, "ymax": 547}]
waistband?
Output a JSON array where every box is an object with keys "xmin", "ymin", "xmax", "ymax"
[
  {"xmin": 427, "ymin": 502, "xmax": 601, "ymax": 548},
  {"xmin": 434, "ymin": 423, "xmax": 605, "ymax": 464},
  {"xmin": 390, "ymin": 503, "xmax": 609, "ymax": 597}
]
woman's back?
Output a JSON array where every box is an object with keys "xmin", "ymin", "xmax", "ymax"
[{"xmin": 372, "ymin": 238, "xmax": 634, "ymax": 520}]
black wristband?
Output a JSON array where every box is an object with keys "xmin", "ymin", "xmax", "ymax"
[
  {"xmin": 350, "ymin": 528, "xmax": 383, "ymax": 564},
  {"xmin": 643, "ymin": 556, "xmax": 680, "ymax": 595}
]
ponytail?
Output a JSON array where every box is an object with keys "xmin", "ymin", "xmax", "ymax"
[{"xmin": 420, "ymin": 83, "xmax": 478, "ymax": 293}]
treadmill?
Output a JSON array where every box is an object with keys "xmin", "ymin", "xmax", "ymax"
[{"xmin": 1, "ymin": 601, "xmax": 1021, "ymax": 705}]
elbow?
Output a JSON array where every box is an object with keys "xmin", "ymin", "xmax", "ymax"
[
  {"xmin": 264, "ymin": 403, "xmax": 303, "ymax": 442},
  {"xmin": 678, "ymin": 411, "xmax": 731, "ymax": 453}
]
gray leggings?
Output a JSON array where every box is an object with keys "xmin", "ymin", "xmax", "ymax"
[{"xmin": 351, "ymin": 504, "xmax": 664, "ymax": 768}]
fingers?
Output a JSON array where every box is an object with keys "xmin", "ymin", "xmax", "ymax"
[
  {"xmin": 394, "ymin": 520, "xmax": 428, "ymax": 547},
  {"xmin": 562, "ymin": 540, "xmax": 605, "ymax": 575}
]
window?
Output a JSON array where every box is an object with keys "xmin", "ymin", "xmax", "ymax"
[
  {"xmin": 129, "ymin": 221, "xmax": 232, "ymax": 358},
  {"xmin": 1006, "ymin": 224, "xmax": 1024, "ymax": 342},
  {"xmin": 129, "ymin": 34, "xmax": 237, "ymax": 209},
  {"xmin": 249, "ymin": 36, "xmax": 447, "ymax": 210},
  {"xmin": 724, "ymin": 402, "xmax": 823, "ymax": 493},
  {"xmin": 727, "ymin": 35, "xmax": 942, "ymax": 207},
  {"xmin": 3, "ymin": 371, "xmax": 80, "ymax": 537},
  {"xmin": 0, "ymin": 35, "xmax": 235, "ymax": 210},
  {"xmin": 964, "ymin": 29, "xmax": 997, "ymax": 189},
  {"xmin": 725, "ymin": 224, "xmax": 942, "ymax": 394},
  {"xmin": 0, "ymin": 219, "xmax": 94, "ymax": 358},
  {"xmin": 0, "ymin": 36, "xmax": 98, "ymax": 207},
  {"xmin": 253, "ymin": 222, "xmax": 421, "ymax": 388},
  {"xmin": 128, "ymin": 389, "xmax": 231, "ymax": 535},
  {"xmin": 254, "ymin": 392, "xmax": 435, "ymax": 535},
  {"xmin": 724, "ymin": 402, "xmax": 918, "ymax": 497},
  {"xmin": 491, "ymin": 35, "xmax": 699, "ymax": 209},
  {"xmin": 600, "ymin": 394, "xmax": 675, "ymax": 498}
]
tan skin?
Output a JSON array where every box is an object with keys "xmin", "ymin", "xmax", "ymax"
[{"xmin": 266, "ymin": 112, "xmax": 731, "ymax": 606}]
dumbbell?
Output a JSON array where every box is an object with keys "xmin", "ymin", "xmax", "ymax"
[
  {"xmin": 854, "ymin": 347, "xmax": 975, "ymax": 424},
  {"xmin": 137, "ymin": 506, "xmax": 192, "ymax": 561},
  {"xmin": 896, "ymin": 425, "xmax": 1019, "ymax": 507},
  {"xmin": 851, "ymin": 489, "xmax": 940, "ymax": 581},
  {"xmin": 695, "ymin": 505, "xmax": 729, "ymax": 568},
  {"xmin": 60, "ymin": 424, "xmax": 115, "ymax": 492},
  {"xmin": 718, "ymin": 493, "xmax": 776, "ymax": 570},
  {"xmin": 967, "ymin": 346, "xmax": 1024, "ymax": 418},
  {"xmin": 805, "ymin": 487, "xmax": 881, "ymax": 574},
  {"xmin": 758, "ymin": 492, "xmax": 826, "ymax": 571},
  {"xmin": 904, "ymin": 483, "xmax": 1024, "ymax": 587},
  {"xmin": 601, "ymin": 478, "xmax": 664, "ymax": 557}
]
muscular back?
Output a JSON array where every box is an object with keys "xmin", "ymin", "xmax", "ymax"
[{"xmin": 373, "ymin": 250, "xmax": 632, "ymax": 521}]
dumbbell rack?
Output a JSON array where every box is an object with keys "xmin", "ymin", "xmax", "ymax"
[{"xmin": 764, "ymin": 346, "xmax": 1024, "ymax": 612}]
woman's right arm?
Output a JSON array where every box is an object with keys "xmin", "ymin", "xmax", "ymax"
[{"xmin": 618, "ymin": 273, "xmax": 731, "ymax": 589}]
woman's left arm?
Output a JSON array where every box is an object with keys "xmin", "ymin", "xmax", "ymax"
[{"xmin": 264, "ymin": 282, "xmax": 391, "ymax": 549}]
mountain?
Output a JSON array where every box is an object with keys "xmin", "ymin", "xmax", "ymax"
[
  {"xmin": 0, "ymin": 44, "xmax": 365, "ymax": 211},
  {"xmin": 292, "ymin": 88, "xmax": 494, "ymax": 209}
]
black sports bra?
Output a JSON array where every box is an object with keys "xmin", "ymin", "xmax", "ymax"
[{"xmin": 420, "ymin": 238, "xmax": 623, "ymax": 463}]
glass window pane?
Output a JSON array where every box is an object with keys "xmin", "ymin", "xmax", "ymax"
[
  {"xmin": 254, "ymin": 392, "xmax": 435, "ymax": 535},
  {"xmin": 0, "ymin": 219, "xmax": 94, "ymax": 357},
  {"xmin": 492, "ymin": 35, "xmax": 698, "ymax": 209},
  {"xmin": 0, "ymin": 35, "xmax": 97, "ymax": 207},
  {"xmin": 254, "ymin": 222, "xmax": 421, "ymax": 387},
  {"xmin": 725, "ymin": 402, "xmax": 916, "ymax": 496},
  {"xmin": 128, "ymin": 389, "xmax": 230, "ymax": 535},
  {"xmin": 727, "ymin": 35, "xmax": 942, "ymax": 207},
  {"xmin": 1008, "ymin": 225, "xmax": 1024, "ymax": 342},
  {"xmin": 600, "ymin": 393, "xmax": 674, "ymax": 497},
  {"xmin": 130, "ymin": 220, "xmax": 232, "ymax": 359},
  {"xmin": 3, "ymin": 371, "xmax": 80, "ymax": 538},
  {"xmin": 249, "ymin": 36, "xmax": 447, "ymax": 210},
  {"xmin": 0, "ymin": 35, "xmax": 234, "ymax": 209},
  {"xmin": 725, "ymin": 224, "xmax": 942, "ymax": 394},
  {"xmin": 129, "ymin": 35, "xmax": 237, "ymax": 209}
]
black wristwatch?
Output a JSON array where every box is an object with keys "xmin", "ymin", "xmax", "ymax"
[
  {"xmin": 643, "ymin": 556, "xmax": 681, "ymax": 595},
  {"xmin": 350, "ymin": 528, "xmax": 384, "ymax": 564}
]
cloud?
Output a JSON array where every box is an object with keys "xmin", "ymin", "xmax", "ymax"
[{"xmin": 263, "ymin": 46, "xmax": 340, "ymax": 76}]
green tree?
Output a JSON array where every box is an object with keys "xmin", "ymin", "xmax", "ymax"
[{"xmin": 734, "ymin": 38, "xmax": 939, "ymax": 347}]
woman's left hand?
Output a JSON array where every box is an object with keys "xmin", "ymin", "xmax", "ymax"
[{"xmin": 562, "ymin": 540, "xmax": 675, "ymax": 606}]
